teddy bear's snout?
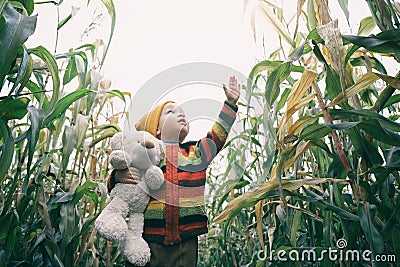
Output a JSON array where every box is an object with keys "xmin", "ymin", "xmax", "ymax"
[{"xmin": 141, "ymin": 139, "xmax": 155, "ymax": 149}]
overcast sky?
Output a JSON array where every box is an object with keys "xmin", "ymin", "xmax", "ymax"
[
  {"xmin": 28, "ymin": 0, "xmax": 380, "ymax": 88},
  {"xmin": 27, "ymin": 0, "xmax": 392, "ymax": 140}
]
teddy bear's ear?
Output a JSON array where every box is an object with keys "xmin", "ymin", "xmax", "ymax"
[{"xmin": 110, "ymin": 132, "xmax": 123, "ymax": 150}]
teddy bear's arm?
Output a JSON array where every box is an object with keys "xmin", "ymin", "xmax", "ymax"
[{"xmin": 144, "ymin": 166, "xmax": 164, "ymax": 190}]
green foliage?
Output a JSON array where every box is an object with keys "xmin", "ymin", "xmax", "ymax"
[
  {"xmin": 2, "ymin": 0, "xmax": 400, "ymax": 266},
  {"xmin": 0, "ymin": 0, "xmax": 127, "ymax": 265},
  {"xmin": 205, "ymin": 0, "xmax": 400, "ymax": 266},
  {"xmin": 0, "ymin": 2, "xmax": 36, "ymax": 86}
]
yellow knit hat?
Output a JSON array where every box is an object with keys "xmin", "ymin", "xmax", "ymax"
[{"xmin": 135, "ymin": 101, "xmax": 175, "ymax": 137}]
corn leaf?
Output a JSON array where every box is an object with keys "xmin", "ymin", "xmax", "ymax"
[
  {"xmin": 255, "ymin": 200, "xmax": 265, "ymax": 255},
  {"xmin": 350, "ymin": 56, "xmax": 387, "ymax": 74},
  {"xmin": 57, "ymin": 13, "xmax": 71, "ymax": 30},
  {"xmin": 265, "ymin": 61, "xmax": 292, "ymax": 105},
  {"xmin": 0, "ymin": 97, "xmax": 29, "ymax": 120},
  {"xmin": 358, "ymin": 16, "xmax": 376, "ymax": 36},
  {"xmin": 0, "ymin": 3, "xmax": 37, "ymax": 86},
  {"xmin": 290, "ymin": 210, "xmax": 302, "ymax": 247},
  {"xmin": 343, "ymin": 29, "xmax": 400, "ymax": 60},
  {"xmin": 286, "ymin": 141, "xmax": 314, "ymax": 167},
  {"xmin": 99, "ymin": 0, "xmax": 116, "ymax": 66},
  {"xmin": 258, "ymin": 1, "xmax": 296, "ymax": 47},
  {"xmin": 359, "ymin": 120, "xmax": 400, "ymax": 146},
  {"xmin": 24, "ymin": 80, "xmax": 49, "ymax": 109},
  {"xmin": 61, "ymin": 125, "xmax": 77, "ymax": 172},
  {"xmin": 300, "ymin": 123, "xmax": 332, "ymax": 141},
  {"xmin": 288, "ymin": 116, "xmax": 319, "ymax": 136},
  {"xmin": 330, "ymin": 72, "xmax": 400, "ymax": 107},
  {"xmin": 0, "ymin": 120, "xmax": 14, "ymax": 182},
  {"xmin": 215, "ymin": 178, "xmax": 342, "ymax": 224},
  {"xmin": 43, "ymin": 89, "xmax": 93, "ymax": 127},
  {"xmin": 73, "ymin": 180, "xmax": 99, "ymax": 209},
  {"xmin": 338, "ymin": 0, "xmax": 350, "ymax": 24},
  {"xmin": 30, "ymin": 46, "xmax": 60, "ymax": 111},
  {"xmin": 358, "ymin": 202, "xmax": 384, "ymax": 253},
  {"xmin": 328, "ymin": 72, "xmax": 378, "ymax": 107},
  {"xmin": 306, "ymin": 0, "xmax": 317, "ymax": 30},
  {"xmin": 26, "ymin": 106, "xmax": 46, "ymax": 178},
  {"xmin": 11, "ymin": 47, "xmax": 31, "ymax": 95},
  {"xmin": 294, "ymin": 0, "xmax": 306, "ymax": 38}
]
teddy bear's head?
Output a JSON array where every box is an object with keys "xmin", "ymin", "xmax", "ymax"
[{"xmin": 110, "ymin": 131, "xmax": 165, "ymax": 170}]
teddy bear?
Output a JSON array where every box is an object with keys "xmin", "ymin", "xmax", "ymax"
[{"xmin": 95, "ymin": 131, "xmax": 165, "ymax": 266}]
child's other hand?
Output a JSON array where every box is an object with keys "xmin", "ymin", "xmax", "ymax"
[
  {"xmin": 223, "ymin": 75, "xmax": 241, "ymax": 105},
  {"xmin": 115, "ymin": 167, "xmax": 141, "ymax": 184}
]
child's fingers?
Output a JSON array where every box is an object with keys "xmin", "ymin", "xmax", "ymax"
[
  {"xmin": 128, "ymin": 168, "xmax": 141, "ymax": 181},
  {"xmin": 122, "ymin": 178, "xmax": 138, "ymax": 184},
  {"xmin": 223, "ymin": 83, "xmax": 228, "ymax": 93},
  {"xmin": 115, "ymin": 167, "xmax": 141, "ymax": 184},
  {"xmin": 128, "ymin": 167, "xmax": 141, "ymax": 175},
  {"xmin": 230, "ymin": 75, "xmax": 237, "ymax": 85},
  {"xmin": 125, "ymin": 175, "xmax": 141, "ymax": 184}
]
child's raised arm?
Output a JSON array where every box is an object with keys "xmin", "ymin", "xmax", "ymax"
[{"xmin": 194, "ymin": 76, "xmax": 241, "ymax": 165}]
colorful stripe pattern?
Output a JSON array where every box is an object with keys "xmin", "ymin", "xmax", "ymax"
[{"xmin": 109, "ymin": 101, "xmax": 237, "ymax": 245}]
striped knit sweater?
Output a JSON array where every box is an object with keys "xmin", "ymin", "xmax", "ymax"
[{"xmin": 109, "ymin": 101, "xmax": 237, "ymax": 245}]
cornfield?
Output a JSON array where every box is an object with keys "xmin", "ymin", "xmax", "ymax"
[{"xmin": 1, "ymin": 0, "xmax": 400, "ymax": 266}]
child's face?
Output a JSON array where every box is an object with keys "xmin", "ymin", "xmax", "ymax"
[{"xmin": 157, "ymin": 102, "xmax": 189, "ymax": 143}]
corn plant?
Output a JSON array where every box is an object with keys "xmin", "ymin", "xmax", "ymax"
[
  {"xmin": 204, "ymin": 1, "xmax": 400, "ymax": 266},
  {"xmin": 0, "ymin": 0, "xmax": 130, "ymax": 265}
]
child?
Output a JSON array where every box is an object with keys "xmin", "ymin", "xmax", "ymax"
[{"xmin": 108, "ymin": 76, "xmax": 240, "ymax": 267}]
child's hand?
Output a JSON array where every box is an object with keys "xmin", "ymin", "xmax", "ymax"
[
  {"xmin": 115, "ymin": 167, "xmax": 141, "ymax": 184},
  {"xmin": 223, "ymin": 75, "xmax": 241, "ymax": 105}
]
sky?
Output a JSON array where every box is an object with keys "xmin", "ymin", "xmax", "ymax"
[{"xmin": 26, "ymin": 0, "xmax": 392, "ymax": 140}]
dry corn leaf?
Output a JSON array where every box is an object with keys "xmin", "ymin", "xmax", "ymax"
[
  {"xmin": 255, "ymin": 200, "xmax": 265, "ymax": 255},
  {"xmin": 258, "ymin": 1, "xmax": 296, "ymax": 47},
  {"xmin": 76, "ymin": 114, "xmax": 90, "ymax": 147},
  {"xmin": 214, "ymin": 178, "xmax": 349, "ymax": 223},
  {"xmin": 294, "ymin": 0, "xmax": 306, "ymax": 38},
  {"xmin": 329, "ymin": 72, "xmax": 378, "ymax": 107},
  {"xmin": 315, "ymin": 0, "xmax": 331, "ymax": 25},
  {"xmin": 243, "ymin": 0, "xmax": 257, "ymax": 41},
  {"xmin": 268, "ymin": 201, "xmax": 324, "ymax": 222},
  {"xmin": 267, "ymin": 226, "xmax": 276, "ymax": 251},
  {"xmin": 214, "ymin": 179, "xmax": 302, "ymax": 224},
  {"xmin": 279, "ymin": 69, "xmax": 317, "ymax": 134},
  {"xmin": 375, "ymin": 72, "xmax": 400, "ymax": 89},
  {"xmin": 270, "ymin": 165, "xmax": 278, "ymax": 181},
  {"xmin": 287, "ymin": 69, "xmax": 318, "ymax": 107},
  {"xmin": 283, "ymin": 140, "xmax": 314, "ymax": 170},
  {"xmin": 90, "ymin": 155, "xmax": 98, "ymax": 178},
  {"xmin": 250, "ymin": 7, "xmax": 257, "ymax": 41},
  {"xmin": 327, "ymin": 71, "xmax": 400, "ymax": 107},
  {"xmin": 286, "ymin": 94, "xmax": 316, "ymax": 121},
  {"xmin": 288, "ymin": 116, "xmax": 319, "ymax": 135}
]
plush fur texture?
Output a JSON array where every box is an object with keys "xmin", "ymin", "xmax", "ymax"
[{"xmin": 95, "ymin": 131, "xmax": 165, "ymax": 266}]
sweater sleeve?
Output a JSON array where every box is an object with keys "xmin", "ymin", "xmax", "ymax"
[{"xmin": 197, "ymin": 101, "xmax": 238, "ymax": 164}]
